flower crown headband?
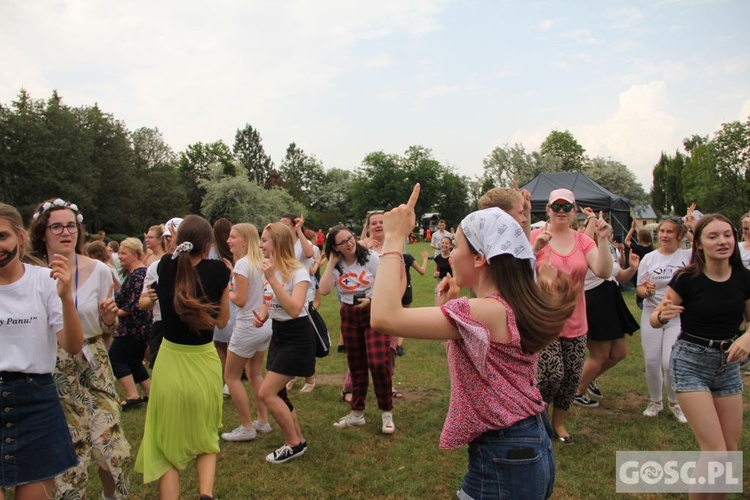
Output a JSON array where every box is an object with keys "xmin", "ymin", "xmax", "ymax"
[{"xmin": 32, "ymin": 198, "xmax": 84, "ymax": 223}]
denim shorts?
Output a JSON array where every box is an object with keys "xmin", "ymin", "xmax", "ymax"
[
  {"xmin": 0, "ymin": 373, "xmax": 78, "ymax": 487},
  {"xmin": 457, "ymin": 414, "xmax": 555, "ymax": 500},
  {"xmin": 669, "ymin": 339, "xmax": 744, "ymax": 397}
]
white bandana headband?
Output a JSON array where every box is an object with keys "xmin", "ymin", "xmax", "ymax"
[
  {"xmin": 460, "ymin": 208, "xmax": 536, "ymax": 269},
  {"xmin": 172, "ymin": 241, "xmax": 194, "ymax": 259}
]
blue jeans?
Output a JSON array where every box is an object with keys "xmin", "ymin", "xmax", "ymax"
[{"xmin": 458, "ymin": 414, "xmax": 555, "ymax": 499}]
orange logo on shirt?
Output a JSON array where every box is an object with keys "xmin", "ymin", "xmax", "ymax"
[{"xmin": 337, "ymin": 271, "xmax": 371, "ymax": 291}]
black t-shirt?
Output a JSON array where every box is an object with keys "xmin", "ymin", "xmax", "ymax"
[
  {"xmin": 669, "ymin": 265, "xmax": 750, "ymax": 340},
  {"xmin": 404, "ymin": 253, "xmax": 415, "ymax": 286},
  {"xmin": 156, "ymin": 255, "xmax": 231, "ymax": 345},
  {"xmin": 434, "ymin": 254, "xmax": 451, "ymax": 280},
  {"xmin": 630, "ymin": 242, "xmax": 654, "ymax": 260}
]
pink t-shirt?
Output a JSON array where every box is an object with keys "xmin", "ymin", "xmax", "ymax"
[
  {"xmin": 439, "ymin": 296, "xmax": 545, "ymax": 450},
  {"xmin": 530, "ymin": 229, "xmax": 595, "ymax": 339}
]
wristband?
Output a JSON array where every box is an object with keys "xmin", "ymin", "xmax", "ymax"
[{"xmin": 657, "ymin": 311, "xmax": 666, "ymax": 324}]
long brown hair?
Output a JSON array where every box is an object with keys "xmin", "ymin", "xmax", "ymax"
[
  {"xmin": 675, "ymin": 213, "xmax": 741, "ymax": 280},
  {"xmin": 173, "ymin": 215, "xmax": 219, "ymax": 333},
  {"xmin": 212, "ymin": 218, "xmax": 233, "ymax": 264},
  {"xmin": 28, "ymin": 198, "xmax": 85, "ymax": 259},
  {"xmin": 469, "ymin": 242, "xmax": 579, "ymax": 353}
]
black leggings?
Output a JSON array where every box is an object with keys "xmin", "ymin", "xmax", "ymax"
[{"xmin": 109, "ymin": 335, "xmax": 150, "ymax": 383}]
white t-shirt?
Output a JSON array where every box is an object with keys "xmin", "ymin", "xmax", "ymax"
[
  {"xmin": 263, "ymin": 267, "xmax": 310, "ymax": 321},
  {"xmin": 142, "ymin": 260, "xmax": 161, "ymax": 321},
  {"xmin": 332, "ymin": 250, "xmax": 379, "ymax": 305},
  {"xmin": 0, "ymin": 264, "xmax": 63, "ymax": 373},
  {"xmin": 637, "ymin": 248, "xmax": 691, "ymax": 309},
  {"xmin": 233, "ymin": 258, "xmax": 267, "ymax": 322},
  {"xmin": 740, "ymin": 244, "xmax": 750, "ymax": 270},
  {"xmin": 78, "ymin": 260, "xmax": 119, "ymax": 339}
]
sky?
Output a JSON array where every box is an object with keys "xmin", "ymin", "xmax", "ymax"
[{"xmin": 1, "ymin": 0, "xmax": 748, "ymax": 191}]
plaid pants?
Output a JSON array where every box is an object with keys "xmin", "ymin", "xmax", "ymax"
[{"xmin": 340, "ymin": 303, "xmax": 392, "ymax": 412}]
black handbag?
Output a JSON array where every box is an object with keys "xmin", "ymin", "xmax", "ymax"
[{"xmin": 306, "ymin": 303, "xmax": 331, "ymax": 358}]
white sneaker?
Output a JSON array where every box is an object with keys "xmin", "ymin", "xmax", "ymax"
[
  {"xmin": 253, "ymin": 420, "xmax": 272, "ymax": 434},
  {"xmin": 669, "ymin": 404, "xmax": 688, "ymax": 423},
  {"xmin": 223, "ymin": 384, "xmax": 230, "ymax": 397},
  {"xmin": 381, "ymin": 411, "xmax": 395, "ymax": 434},
  {"xmin": 299, "ymin": 381, "xmax": 316, "ymax": 393},
  {"xmin": 643, "ymin": 401, "xmax": 663, "ymax": 418},
  {"xmin": 221, "ymin": 425, "xmax": 257, "ymax": 442},
  {"xmin": 333, "ymin": 412, "xmax": 366, "ymax": 429},
  {"xmin": 286, "ymin": 377, "xmax": 297, "ymax": 391}
]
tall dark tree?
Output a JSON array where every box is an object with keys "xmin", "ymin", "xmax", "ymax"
[
  {"xmin": 178, "ymin": 140, "xmax": 234, "ymax": 214},
  {"xmin": 233, "ymin": 124, "xmax": 274, "ymax": 185},
  {"xmin": 278, "ymin": 143, "xmax": 325, "ymax": 207},
  {"xmin": 540, "ymin": 129, "xmax": 586, "ymax": 171}
]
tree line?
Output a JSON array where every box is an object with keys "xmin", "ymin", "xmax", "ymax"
[{"xmin": 2, "ymin": 89, "xmax": 747, "ymax": 236}]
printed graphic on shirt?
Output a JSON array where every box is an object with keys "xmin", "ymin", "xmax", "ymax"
[{"xmin": 337, "ymin": 270, "xmax": 371, "ymax": 291}]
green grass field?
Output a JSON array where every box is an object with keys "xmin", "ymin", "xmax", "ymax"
[{"xmin": 85, "ymin": 241, "xmax": 748, "ymax": 499}]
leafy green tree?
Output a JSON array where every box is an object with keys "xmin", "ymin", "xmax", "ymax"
[
  {"xmin": 178, "ymin": 141, "xmax": 234, "ymax": 213},
  {"xmin": 712, "ymin": 118, "xmax": 750, "ymax": 219},
  {"xmin": 586, "ymin": 157, "xmax": 648, "ymax": 206},
  {"xmin": 307, "ymin": 167, "xmax": 355, "ymax": 230},
  {"xmin": 350, "ymin": 151, "xmax": 406, "ymax": 218},
  {"xmin": 131, "ymin": 127, "xmax": 189, "ymax": 226},
  {"xmin": 482, "ymin": 143, "xmax": 540, "ymax": 187},
  {"xmin": 278, "ymin": 143, "xmax": 325, "ymax": 207},
  {"xmin": 540, "ymin": 129, "xmax": 586, "ymax": 171},
  {"xmin": 681, "ymin": 142, "xmax": 723, "ymax": 215},
  {"xmin": 201, "ymin": 169, "xmax": 303, "ymax": 227},
  {"xmin": 233, "ymin": 124, "xmax": 274, "ymax": 185},
  {"xmin": 650, "ymin": 153, "xmax": 669, "ymax": 216}
]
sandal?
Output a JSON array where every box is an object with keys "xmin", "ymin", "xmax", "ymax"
[
  {"xmin": 392, "ymin": 390, "xmax": 404, "ymax": 399},
  {"xmin": 120, "ymin": 398, "xmax": 144, "ymax": 411}
]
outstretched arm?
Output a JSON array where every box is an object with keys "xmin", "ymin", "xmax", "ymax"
[{"xmin": 371, "ymin": 184, "xmax": 460, "ymax": 340}]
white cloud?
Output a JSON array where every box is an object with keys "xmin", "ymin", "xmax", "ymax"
[
  {"xmin": 363, "ymin": 54, "xmax": 393, "ymax": 69},
  {"xmin": 537, "ymin": 18, "xmax": 565, "ymax": 31},
  {"xmin": 417, "ymin": 84, "xmax": 462, "ymax": 99}
]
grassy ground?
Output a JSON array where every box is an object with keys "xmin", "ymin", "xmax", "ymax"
[{"xmin": 81, "ymin": 241, "xmax": 748, "ymax": 498}]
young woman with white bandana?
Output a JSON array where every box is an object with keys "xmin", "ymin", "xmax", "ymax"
[{"xmin": 371, "ymin": 185, "xmax": 579, "ymax": 499}]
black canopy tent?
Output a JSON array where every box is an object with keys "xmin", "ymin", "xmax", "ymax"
[{"xmin": 521, "ymin": 172, "xmax": 631, "ymax": 237}]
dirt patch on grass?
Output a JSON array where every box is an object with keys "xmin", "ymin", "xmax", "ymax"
[{"xmin": 313, "ymin": 373, "xmax": 443, "ymax": 404}]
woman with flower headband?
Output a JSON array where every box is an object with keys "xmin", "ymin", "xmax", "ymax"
[
  {"xmin": 370, "ymin": 185, "xmax": 578, "ymax": 499},
  {"xmin": 26, "ymin": 198, "xmax": 131, "ymax": 500},
  {"xmin": 636, "ymin": 215, "xmax": 693, "ymax": 422},
  {"xmin": 529, "ymin": 189, "xmax": 613, "ymax": 443},
  {"xmin": 136, "ymin": 215, "xmax": 230, "ymax": 499}
]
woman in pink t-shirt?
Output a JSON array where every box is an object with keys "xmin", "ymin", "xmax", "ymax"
[
  {"xmin": 529, "ymin": 189, "xmax": 613, "ymax": 443},
  {"xmin": 371, "ymin": 185, "xmax": 579, "ymax": 499}
]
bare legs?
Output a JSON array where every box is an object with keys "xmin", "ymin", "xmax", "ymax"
[
  {"xmin": 259, "ymin": 372, "xmax": 304, "ymax": 447},
  {"xmin": 676, "ymin": 392, "xmax": 742, "ymax": 500},
  {"xmin": 224, "ymin": 350, "xmax": 268, "ymax": 428},
  {"xmin": 158, "ymin": 454, "xmax": 216, "ymax": 500},
  {"xmin": 576, "ymin": 338, "xmax": 627, "ymax": 395}
]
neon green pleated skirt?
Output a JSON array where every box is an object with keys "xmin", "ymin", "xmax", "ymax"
[{"xmin": 135, "ymin": 339, "xmax": 223, "ymax": 483}]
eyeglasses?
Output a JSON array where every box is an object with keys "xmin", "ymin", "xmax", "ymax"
[
  {"xmin": 47, "ymin": 223, "xmax": 78, "ymax": 235},
  {"xmin": 742, "ymin": 227, "xmax": 750, "ymax": 232},
  {"xmin": 550, "ymin": 203, "xmax": 574, "ymax": 213},
  {"xmin": 333, "ymin": 235, "xmax": 354, "ymax": 247}
]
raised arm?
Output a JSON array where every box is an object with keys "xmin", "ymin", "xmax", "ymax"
[{"xmin": 371, "ymin": 184, "xmax": 460, "ymax": 340}]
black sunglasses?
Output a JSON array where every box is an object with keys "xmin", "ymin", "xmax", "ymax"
[{"xmin": 550, "ymin": 203, "xmax": 574, "ymax": 213}]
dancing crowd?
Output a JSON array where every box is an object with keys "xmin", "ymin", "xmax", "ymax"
[{"xmin": 1, "ymin": 187, "xmax": 748, "ymax": 499}]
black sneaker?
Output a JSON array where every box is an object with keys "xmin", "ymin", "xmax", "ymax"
[
  {"xmin": 337, "ymin": 345, "xmax": 346, "ymax": 353},
  {"xmin": 573, "ymin": 393, "xmax": 599, "ymax": 408},
  {"xmin": 265, "ymin": 442, "xmax": 306, "ymax": 464},
  {"xmin": 396, "ymin": 346, "xmax": 405, "ymax": 356},
  {"xmin": 587, "ymin": 380, "xmax": 603, "ymax": 399}
]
